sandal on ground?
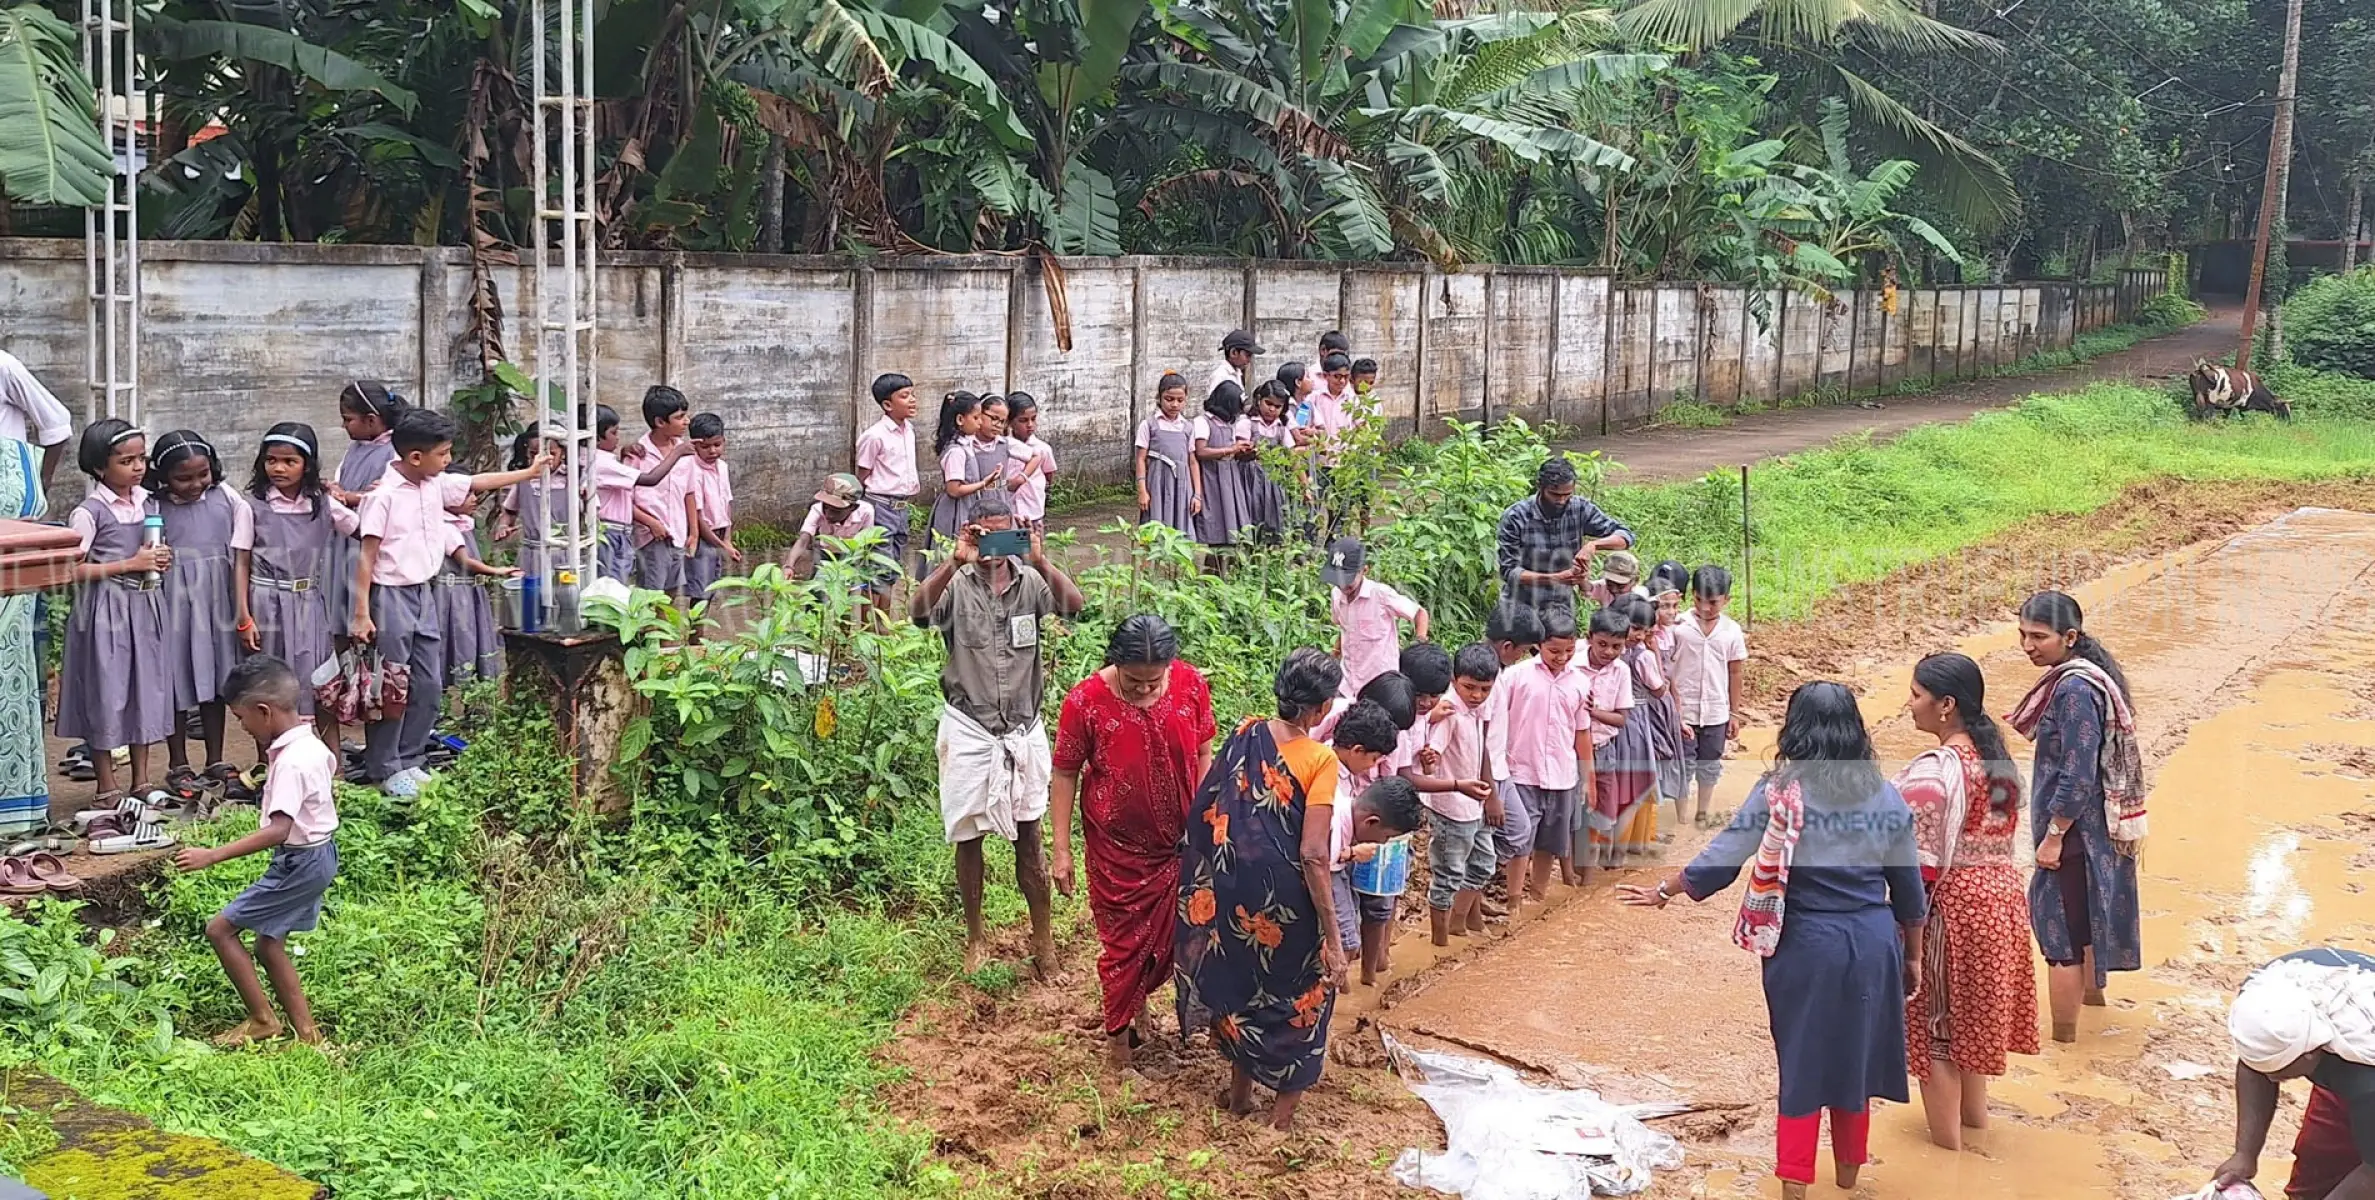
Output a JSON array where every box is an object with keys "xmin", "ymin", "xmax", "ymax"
[
  {"xmin": 70, "ymin": 792, "xmax": 144, "ymax": 833},
  {"xmin": 24, "ymin": 851, "xmax": 81, "ymax": 891},
  {"xmin": 205, "ymin": 762, "xmax": 256, "ymax": 803},
  {"xmin": 162, "ymin": 766, "xmax": 210, "ymax": 803},
  {"xmin": 61, "ymin": 759, "xmax": 96, "ymax": 782},
  {"xmin": 89, "ymin": 821, "xmax": 176, "ymax": 856},
  {"xmin": 0, "ymin": 857, "xmax": 46, "ymax": 894},
  {"xmin": 7, "ymin": 835, "xmax": 70, "ymax": 857}
]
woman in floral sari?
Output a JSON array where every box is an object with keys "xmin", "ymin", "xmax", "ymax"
[
  {"xmin": 1896, "ymin": 653, "xmax": 2037, "ymax": 1151},
  {"xmin": 0, "ymin": 436, "xmax": 46, "ymax": 837},
  {"xmin": 1050, "ymin": 614, "xmax": 1217, "ymax": 1071},
  {"xmin": 1175, "ymin": 648, "xmax": 1414, "ymax": 1130}
]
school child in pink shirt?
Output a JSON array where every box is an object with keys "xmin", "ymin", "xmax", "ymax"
[
  {"xmin": 1405, "ymin": 643, "xmax": 1500, "ymax": 944},
  {"xmin": 683, "ymin": 412, "xmax": 741, "ymax": 604},
  {"xmin": 1324, "ymin": 537, "xmax": 1428, "ymax": 699},
  {"xmin": 590, "ymin": 404, "xmax": 685, "ymax": 583},
  {"xmin": 353, "ymin": 409, "xmax": 554, "ymax": 797},
  {"xmin": 1672, "ymin": 564, "xmax": 1748, "ymax": 829},
  {"xmin": 1486, "ymin": 605, "xmax": 1595, "ymax": 897},
  {"xmin": 1002, "ymin": 392, "xmax": 1056, "ymax": 533},
  {"xmin": 1327, "ymin": 701, "xmax": 1419, "ymax": 989},
  {"xmin": 1576, "ymin": 606, "xmax": 1640, "ymax": 881},
  {"xmin": 175, "ymin": 656, "xmax": 339, "ymax": 1047},
  {"xmin": 853, "ymin": 373, "xmax": 921, "ymax": 608},
  {"xmin": 626, "ymin": 385, "xmax": 698, "ymax": 601},
  {"xmin": 1481, "ymin": 602, "xmax": 1545, "ymax": 917}
]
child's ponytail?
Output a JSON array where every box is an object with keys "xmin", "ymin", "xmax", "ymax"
[
  {"xmin": 2019, "ymin": 590, "xmax": 2131, "ymax": 702},
  {"xmin": 933, "ymin": 391, "xmax": 981, "ymax": 457},
  {"xmin": 341, "ymin": 380, "xmax": 406, "ymax": 426}
]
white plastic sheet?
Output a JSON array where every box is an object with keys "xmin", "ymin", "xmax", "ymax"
[
  {"xmin": 2169, "ymin": 1185, "xmax": 2263, "ymax": 1200},
  {"xmin": 1384, "ymin": 1034, "xmax": 1686, "ymax": 1199}
]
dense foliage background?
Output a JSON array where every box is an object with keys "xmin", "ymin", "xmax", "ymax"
[{"xmin": 3, "ymin": 0, "xmax": 2369, "ymax": 289}]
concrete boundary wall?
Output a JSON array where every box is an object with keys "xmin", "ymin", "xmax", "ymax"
[{"xmin": 0, "ymin": 240, "xmax": 2164, "ymax": 523}]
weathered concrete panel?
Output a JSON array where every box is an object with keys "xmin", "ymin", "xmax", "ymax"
[
  {"xmin": 1605, "ymin": 286, "xmax": 1656, "ymax": 430},
  {"xmin": 863, "ymin": 265, "xmax": 1010, "ymax": 489},
  {"xmin": 1015, "ymin": 261, "xmax": 1136, "ymax": 482},
  {"xmin": 1422, "ymin": 271, "xmax": 1487, "ymax": 434},
  {"xmin": 1550, "ymin": 274, "xmax": 1609, "ymax": 429},
  {"xmin": 1739, "ymin": 290, "xmax": 1782, "ymax": 403},
  {"xmin": 674, "ymin": 266, "xmax": 855, "ymax": 518},
  {"xmin": 1488, "ymin": 271, "xmax": 1556, "ymax": 427},
  {"xmin": 1253, "ymin": 265, "xmax": 1341, "ymax": 374},
  {"xmin": 1776, "ymin": 290, "xmax": 1824, "ymax": 400},
  {"xmin": 141, "ymin": 256, "xmax": 421, "ymax": 473},
  {"xmin": 1651, "ymin": 286, "xmax": 1699, "ymax": 409},
  {"xmin": 1905, "ymin": 288, "xmax": 1941, "ymax": 383},
  {"xmin": 1342, "ymin": 269, "xmax": 1422, "ymax": 437},
  {"xmin": 1703, "ymin": 287, "xmax": 1747, "ymax": 405},
  {"xmin": 1140, "ymin": 264, "xmax": 1239, "ymax": 402}
]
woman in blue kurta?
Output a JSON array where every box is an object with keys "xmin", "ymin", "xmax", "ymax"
[
  {"xmin": 1621, "ymin": 682, "xmax": 1927, "ymax": 1198},
  {"xmin": 2011, "ymin": 590, "xmax": 2143, "ymax": 1043}
]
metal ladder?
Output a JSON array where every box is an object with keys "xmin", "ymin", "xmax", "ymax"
[
  {"xmin": 81, "ymin": 0, "xmax": 139, "ymax": 425},
  {"xmin": 532, "ymin": 0, "xmax": 600, "ymax": 598}
]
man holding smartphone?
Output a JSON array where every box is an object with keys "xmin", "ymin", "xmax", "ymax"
[{"xmin": 912, "ymin": 490, "xmax": 1087, "ymax": 976}]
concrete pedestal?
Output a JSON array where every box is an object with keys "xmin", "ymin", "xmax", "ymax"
[{"xmin": 500, "ymin": 630, "xmax": 637, "ymax": 817}]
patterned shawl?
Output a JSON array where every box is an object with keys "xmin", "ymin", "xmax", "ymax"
[
  {"xmin": 2008, "ymin": 657, "xmax": 2146, "ymax": 853},
  {"xmin": 1731, "ymin": 777, "xmax": 1805, "ymax": 958}
]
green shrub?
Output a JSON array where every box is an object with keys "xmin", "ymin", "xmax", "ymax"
[
  {"xmin": 2136, "ymin": 292, "xmax": 2205, "ymax": 328},
  {"xmin": 2283, "ymin": 269, "xmax": 2375, "ymax": 379},
  {"xmin": 2266, "ymin": 364, "xmax": 2375, "ymax": 420}
]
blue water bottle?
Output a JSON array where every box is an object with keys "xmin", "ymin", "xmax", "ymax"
[
  {"xmin": 520, "ymin": 571, "xmax": 544, "ymax": 634},
  {"xmin": 1294, "ymin": 397, "xmax": 1314, "ymax": 427}
]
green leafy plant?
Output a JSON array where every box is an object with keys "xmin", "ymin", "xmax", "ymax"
[
  {"xmin": 0, "ymin": 4, "xmax": 112, "ymax": 206},
  {"xmin": 0, "ymin": 900, "xmax": 171, "ymax": 1061},
  {"xmin": 2283, "ymin": 269, "xmax": 2375, "ymax": 380}
]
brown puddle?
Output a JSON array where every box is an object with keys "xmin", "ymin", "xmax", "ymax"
[{"xmin": 1384, "ymin": 508, "xmax": 2375, "ymax": 1198}]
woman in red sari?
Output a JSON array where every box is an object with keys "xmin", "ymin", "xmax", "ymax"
[
  {"xmin": 1895, "ymin": 652, "xmax": 2038, "ymax": 1152},
  {"xmin": 1050, "ymin": 614, "xmax": 1217, "ymax": 1070}
]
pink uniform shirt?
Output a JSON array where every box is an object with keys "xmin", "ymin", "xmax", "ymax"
[
  {"xmin": 262, "ymin": 725, "xmax": 341, "ymax": 845},
  {"xmin": 1423, "ymin": 696, "xmax": 1489, "ymax": 821},
  {"xmin": 854, "ymin": 415, "xmax": 920, "ymax": 497},
  {"xmin": 1007, "ymin": 435, "xmax": 1055, "ymax": 521},
  {"xmin": 1486, "ymin": 657, "xmax": 1592, "ymax": 790},
  {"xmin": 1580, "ymin": 655, "xmax": 1636, "ymax": 747},
  {"xmin": 356, "ymin": 463, "xmax": 468, "ymax": 587},
  {"xmin": 228, "ymin": 490, "xmax": 359, "ymax": 550},
  {"xmin": 1331, "ymin": 577, "xmax": 1421, "ymax": 698},
  {"xmin": 629, "ymin": 434, "xmax": 697, "ymax": 549},
  {"xmin": 592, "ymin": 448, "xmax": 642, "ymax": 525},
  {"xmin": 689, "ymin": 458, "xmax": 734, "ymax": 531},
  {"xmin": 800, "ymin": 501, "xmax": 876, "ymax": 539},
  {"xmin": 67, "ymin": 484, "xmax": 147, "ymax": 554}
]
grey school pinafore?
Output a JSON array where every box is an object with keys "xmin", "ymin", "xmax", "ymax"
[
  {"xmin": 1138, "ymin": 418, "xmax": 1195, "ymax": 536},
  {"xmin": 57, "ymin": 494, "xmax": 174, "ymax": 751},
  {"xmin": 1194, "ymin": 416, "xmax": 1255, "ymax": 547},
  {"xmin": 155, "ymin": 486, "xmax": 243, "ymax": 711},
  {"xmin": 243, "ymin": 491, "xmax": 340, "ymax": 715},
  {"xmin": 435, "ymin": 523, "xmax": 501, "ymax": 687},
  {"xmin": 1242, "ymin": 418, "xmax": 1293, "ymax": 540},
  {"xmin": 926, "ymin": 436, "xmax": 1013, "ymax": 552},
  {"xmin": 324, "ymin": 438, "xmax": 397, "ymax": 630}
]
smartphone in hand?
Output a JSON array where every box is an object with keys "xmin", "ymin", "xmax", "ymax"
[{"xmin": 975, "ymin": 528, "xmax": 1032, "ymax": 559}]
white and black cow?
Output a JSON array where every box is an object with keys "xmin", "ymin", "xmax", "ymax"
[{"xmin": 2188, "ymin": 360, "xmax": 2292, "ymax": 421}]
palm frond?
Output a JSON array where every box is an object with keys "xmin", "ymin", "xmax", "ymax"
[
  {"xmin": 0, "ymin": 3, "xmax": 111, "ymax": 206},
  {"xmin": 1833, "ymin": 64, "xmax": 2016, "ymax": 229}
]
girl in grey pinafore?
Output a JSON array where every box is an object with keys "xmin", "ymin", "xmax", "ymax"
[
  {"xmin": 243, "ymin": 489, "xmax": 340, "ymax": 715},
  {"xmin": 438, "ymin": 497, "xmax": 502, "ymax": 687},
  {"xmin": 1193, "ymin": 385, "xmax": 1254, "ymax": 547},
  {"xmin": 58, "ymin": 491, "xmax": 174, "ymax": 755},
  {"xmin": 325, "ymin": 432, "xmax": 397, "ymax": 634},
  {"xmin": 925, "ymin": 396, "xmax": 1013, "ymax": 551},
  {"xmin": 1136, "ymin": 414, "xmax": 1196, "ymax": 537},
  {"xmin": 1243, "ymin": 387, "xmax": 1295, "ymax": 542},
  {"xmin": 151, "ymin": 479, "xmax": 244, "ymax": 716}
]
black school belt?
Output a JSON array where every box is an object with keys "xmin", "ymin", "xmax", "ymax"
[{"xmin": 254, "ymin": 576, "xmax": 316, "ymax": 593}]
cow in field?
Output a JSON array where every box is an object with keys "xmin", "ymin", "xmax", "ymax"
[{"xmin": 2188, "ymin": 360, "xmax": 2292, "ymax": 420}]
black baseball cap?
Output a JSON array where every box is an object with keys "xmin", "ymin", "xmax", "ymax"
[
  {"xmin": 1220, "ymin": 329, "xmax": 1264, "ymax": 355},
  {"xmin": 1321, "ymin": 537, "xmax": 1366, "ymax": 587}
]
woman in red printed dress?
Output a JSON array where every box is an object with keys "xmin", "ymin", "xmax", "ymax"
[
  {"xmin": 1896, "ymin": 652, "xmax": 2039, "ymax": 1151},
  {"xmin": 1049, "ymin": 614, "xmax": 1217, "ymax": 1071}
]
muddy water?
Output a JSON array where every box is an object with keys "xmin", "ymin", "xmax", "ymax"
[{"xmin": 1384, "ymin": 508, "xmax": 2375, "ymax": 1198}]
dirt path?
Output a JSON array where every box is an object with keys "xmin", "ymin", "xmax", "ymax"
[
  {"xmin": 1040, "ymin": 309, "xmax": 2238, "ymax": 560},
  {"xmin": 881, "ymin": 478, "xmax": 2375, "ymax": 1200}
]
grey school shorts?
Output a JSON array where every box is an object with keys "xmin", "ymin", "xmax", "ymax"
[
  {"xmin": 1508, "ymin": 783, "xmax": 1579, "ymax": 851},
  {"xmin": 1491, "ymin": 779, "xmax": 1538, "ymax": 863},
  {"xmin": 636, "ymin": 540, "xmax": 687, "ymax": 593}
]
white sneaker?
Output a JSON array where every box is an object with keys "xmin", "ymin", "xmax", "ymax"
[{"xmin": 381, "ymin": 768, "xmax": 424, "ymax": 799}]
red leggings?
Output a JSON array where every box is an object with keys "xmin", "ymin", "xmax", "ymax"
[
  {"xmin": 1775, "ymin": 1107, "xmax": 1870, "ymax": 1184},
  {"xmin": 2289, "ymin": 1085, "xmax": 2364, "ymax": 1199}
]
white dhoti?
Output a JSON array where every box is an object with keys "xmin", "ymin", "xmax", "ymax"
[{"xmin": 935, "ymin": 705, "xmax": 1051, "ymax": 844}]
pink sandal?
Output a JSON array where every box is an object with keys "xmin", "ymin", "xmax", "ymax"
[
  {"xmin": 0, "ymin": 858, "xmax": 44, "ymax": 895},
  {"xmin": 24, "ymin": 852, "xmax": 80, "ymax": 892}
]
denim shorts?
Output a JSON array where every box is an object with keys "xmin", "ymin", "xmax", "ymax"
[{"xmin": 1426, "ymin": 811, "xmax": 1494, "ymax": 909}]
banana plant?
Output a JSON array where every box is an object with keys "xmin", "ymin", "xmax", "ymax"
[{"xmin": 0, "ymin": 4, "xmax": 112, "ymax": 208}]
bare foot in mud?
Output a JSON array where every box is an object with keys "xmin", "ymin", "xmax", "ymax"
[
  {"xmin": 962, "ymin": 939, "xmax": 990, "ymax": 975},
  {"xmin": 1030, "ymin": 935, "xmax": 1058, "ymax": 981},
  {"xmin": 212, "ymin": 1016, "xmax": 282, "ymax": 1048},
  {"xmin": 2083, "ymin": 988, "xmax": 2107, "ymax": 1007},
  {"xmin": 1215, "ymin": 1087, "xmax": 1257, "ymax": 1118}
]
